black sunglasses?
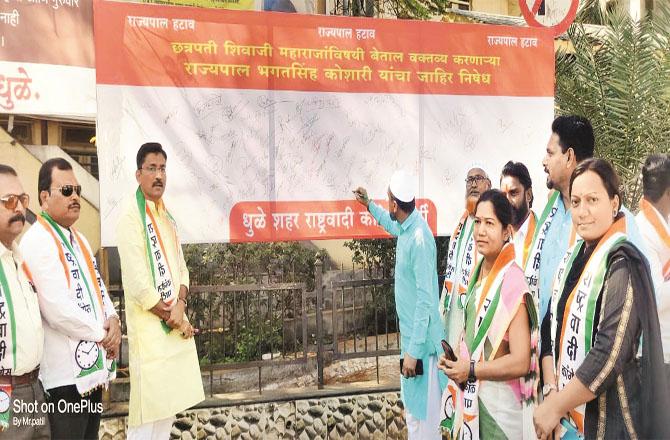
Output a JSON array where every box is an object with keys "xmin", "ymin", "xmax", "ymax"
[{"xmin": 51, "ymin": 185, "xmax": 82, "ymax": 197}]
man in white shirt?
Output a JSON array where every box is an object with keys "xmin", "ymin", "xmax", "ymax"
[
  {"xmin": 636, "ymin": 153, "xmax": 670, "ymax": 377},
  {"xmin": 20, "ymin": 158, "xmax": 120, "ymax": 440},
  {"xmin": 500, "ymin": 161, "xmax": 536, "ymax": 268},
  {"xmin": 0, "ymin": 164, "xmax": 48, "ymax": 440}
]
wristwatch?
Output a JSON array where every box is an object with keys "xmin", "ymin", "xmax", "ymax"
[
  {"xmin": 468, "ymin": 360, "xmax": 477, "ymax": 382},
  {"xmin": 542, "ymin": 383, "xmax": 557, "ymax": 397}
]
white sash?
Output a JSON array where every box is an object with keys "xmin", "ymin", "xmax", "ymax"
[
  {"xmin": 550, "ymin": 219, "xmax": 626, "ymax": 435},
  {"xmin": 136, "ymin": 188, "xmax": 178, "ymax": 319},
  {"xmin": 144, "ymin": 207, "xmax": 177, "ymax": 307},
  {"xmin": 441, "ymin": 212, "xmax": 476, "ymax": 318},
  {"xmin": 523, "ymin": 191, "xmax": 561, "ymax": 305},
  {"xmin": 0, "ymin": 263, "xmax": 17, "ymax": 377},
  {"xmin": 462, "ymin": 253, "xmax": 514, "ymax": 440},
  {"xmin": 0, "ymin": 258, "xmax": 19, "ymax": 429},
  {"xmin": 38, "ymin": 214, "xmax": 116, "ymax": 395},
  {"xmin": 441, "ymin": 244, "xmax": 516, "ymax": 440}
]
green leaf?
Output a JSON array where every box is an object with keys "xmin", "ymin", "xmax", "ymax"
[{"xmin": 557, "ymin": 4, "xmax": 670, "ymax": 208}]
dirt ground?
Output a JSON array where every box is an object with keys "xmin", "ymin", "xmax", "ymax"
[{"xmin": 204, "ymin": 333, "xmax": 402, "ymax": 396}]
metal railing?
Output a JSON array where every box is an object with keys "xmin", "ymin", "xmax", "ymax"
[
  {"xmin": 330, "ymin": 277, "xmax": 399, "ymax": 357},
  {"xmin": 188, "ymin": 282, "xmax": 311, "ymax": 394},
  {"xmin": 311, "ymin": 262, "xmax": 400, "ymax": 388},
  {"xmin": 110, "ymin": 257, "xmax": 400, "ymax": 396}
]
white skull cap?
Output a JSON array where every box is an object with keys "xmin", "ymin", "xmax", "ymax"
[{"xmin": 389, "ymin": 170, "xmax": 416, "ymax": 203}]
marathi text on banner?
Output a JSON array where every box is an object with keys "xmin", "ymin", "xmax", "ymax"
[
  {"xmin": 229, "ymin": 200, "xmax": 437, "ymax": 242},
  {"xmin": 94, "ymin": 2, "xmax": 555, "ymax": 244},
  {"xmin": 0, "ymin": 0, "xmax": 94, "ymax": 117}
]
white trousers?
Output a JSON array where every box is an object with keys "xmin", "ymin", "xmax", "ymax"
[
  {"xmin": 405, "ymin": 356, "xmax": 442, "ymax": 440},
  {"xmin": 127, "ymin": 416, "xmax": 175, "ymax": 440}
]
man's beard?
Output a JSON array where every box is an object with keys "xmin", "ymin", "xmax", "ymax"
[
  {"xmin": 390, "ymin": 210, "xmax": 397, "ymax": 221},
  {"xmin": 511, "ymin": 203, "xmax": 529, "ymax": 228},
  {"xmin": 465, "ymin": 198, "xmax": 477, "ymax": 216},
  {"xmin": 545, "ymin": 174, "xmax": 554, "ymax": 190}
]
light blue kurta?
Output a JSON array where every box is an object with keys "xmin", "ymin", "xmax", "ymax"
[
  {"xmin": 369, "ymin": 202, "xmax": 445, "ymax": 420},
  {"xmin": 538, "ymin": 196, "xmax": 648, "ymax": 320}
]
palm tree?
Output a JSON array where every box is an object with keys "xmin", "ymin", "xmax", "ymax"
[{"xmin": 555, "ymin": 1, "xmax": 670, "ymax": 207}]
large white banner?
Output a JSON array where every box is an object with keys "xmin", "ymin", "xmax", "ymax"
[
  {"xmin": 95, "ymin": 2, "xmax": 555, "ymax": 245},
  {"xmin": 0, "ymin": 0, "xmax": 95, "ymax": 118}
]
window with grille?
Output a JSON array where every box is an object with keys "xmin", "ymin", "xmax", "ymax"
[
  {"xmin": 60, "ymin": 124, "xmax": 98, "ymax": 179},
  {"xmin": 0, "ymin": 117, "xmax": 33, "ymax": 145}
]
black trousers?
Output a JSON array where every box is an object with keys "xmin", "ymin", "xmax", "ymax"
[{"xmin": 46, "ymin": 385, "xmax": 102, "ymax": 440}]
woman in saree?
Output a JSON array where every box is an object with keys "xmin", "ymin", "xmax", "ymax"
[
  {"xmin": 438, "ymin": 189, "xmax": 538, "ymax": 439},
  {"xmin": 534, "ymin": 158, "xmax": 670, "ymax": 439}
]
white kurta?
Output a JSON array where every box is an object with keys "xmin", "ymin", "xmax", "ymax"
[{"xmin": 636, "ymin": 202, "xmax": 670, "ymax": 362}]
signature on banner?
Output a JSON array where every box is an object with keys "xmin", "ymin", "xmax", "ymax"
[{"xmin": 0, "ymin": 67, "xmax": 34, "ymax": 111}]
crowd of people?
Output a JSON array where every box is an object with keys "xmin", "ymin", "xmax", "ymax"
[
  {"xmin": 354, "ymin": 115, "xmax": 670, "ymax": 439},
  {"xmin": 0, "ymin": 115, "xmax": 668, "ymax": 440},
  {"xmin": 0, "ymin": 143, "xmax": 203, "ymax": 440}
]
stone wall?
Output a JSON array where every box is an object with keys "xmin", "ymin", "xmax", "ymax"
[{"xmin": 99, "ymin": 391, "xmax": 407, "ymax": 439}]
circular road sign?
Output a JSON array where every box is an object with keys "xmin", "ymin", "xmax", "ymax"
[{"xmin": 519, "ymin": 0, "xmax": 580, "ymax": 36}]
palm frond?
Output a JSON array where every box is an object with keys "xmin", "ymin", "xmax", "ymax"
[{"xmin": 556, "ymin": 3, "xmax": 670, "ymax": 208}]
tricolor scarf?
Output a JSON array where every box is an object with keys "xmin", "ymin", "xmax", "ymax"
[
  {"xmin": 520, "ymin": 212, "xmax": 538, "ymax": 269},
  {"xmin": 638, "ymin": 198, "xmax": 670, "ymax": 281},
  {"xmin": 550, "ymin": 218, "xmax": 627, "ymax": 436},
  {"xmin": 441, "ymin": 244, "xmax": 537, "ymax": 439},
  {"xmin": 135, "ymin": 188, "xmax": 179, "ymax": 333},
  {"xmin": 442, "ymin": 210, "xmax": 477, "ymax": 317},
  {"xmin": 0, "ymin": 255, "xmax": 21, "ymax": 429},
  {"xmin": 38, "ymin": 213, "xmax": 116, "ymax": 396},
  {"xmin": 523, "ymin": 190, "xmax": 561, "ymax": 303}
]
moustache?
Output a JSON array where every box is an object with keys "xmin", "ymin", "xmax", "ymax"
[
  {"xmin": 69, "ymin": 202, "xmax": 80, "ymax": 210},
  {"xmin": 9, "ymin": 213, "xmax": 25, "ymax": 225},
  {"xmin": 152, "ymin": 181, "xmax": 164, "ymax": 187}
]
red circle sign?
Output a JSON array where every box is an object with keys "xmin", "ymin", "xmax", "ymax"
[{"xmin": 519, "ymin": 0, "xmax": 580, "ymax": 36}]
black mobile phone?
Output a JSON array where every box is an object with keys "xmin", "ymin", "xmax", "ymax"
[
  {"xmin": 441, "ymin": 339, "xmax": 457, "ymax": 362},
  {"xmin": 400, "ymin": 358, "xmax": 424, "ymax": 375},
  {"xmin": 441, "ymin": 340, "xmax": 466, "ymax": 390}
]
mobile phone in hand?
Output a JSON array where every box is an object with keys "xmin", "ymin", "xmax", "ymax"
[
  {"xmin": 400, "ymin": 358, "xmax": 424, "ymax": 375},
  {"xmin": 441, "ymin": 339, "xmax": 457, "ymax": 362},
  {"xmin": 441, "ymin": 340, "xmax": 466, "ymax": 390}
]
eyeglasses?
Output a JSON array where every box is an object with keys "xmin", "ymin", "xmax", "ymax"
[
  {"xmin": 465, "ymin": 175, "xmax": 489, "ymax": 185},
  {"xmin": 0, "ymin": 193, "xmax": 29, "ymax": 210},
  {"xmin": 51, "ymin": 185, "xmax": 82, "ymax": 197},
  {"xmin": 141, "ymin": 166, "xmax": 167, "ymax": 175}
]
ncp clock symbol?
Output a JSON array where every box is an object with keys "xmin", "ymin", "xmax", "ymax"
[
  {"xmin": 75, "ymin": 341, "xmax": 99, "ymax": 370},
  {"xmin": 0, "ymin": 390, "xmax": 10, "ymax": 413}
]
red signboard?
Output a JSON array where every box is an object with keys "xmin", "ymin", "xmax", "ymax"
[{"xmin": 229, "ymin": 199, "xmax": 437, "ymax": 242}]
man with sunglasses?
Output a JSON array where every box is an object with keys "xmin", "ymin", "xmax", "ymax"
[
  {"xmin": 116, "ymin": 143, "xmax": 203, "ymax": 440},
  {"xmin": 0, "ymin": 164, "xmax": 48, "ymax": 439},
  {"xmin": 20, "ymin": 158, "xmax": 119, "ymax": 440},
  {"xmin": 439, "ymin": 164, "xmax": 491, "ymax": 349}
]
